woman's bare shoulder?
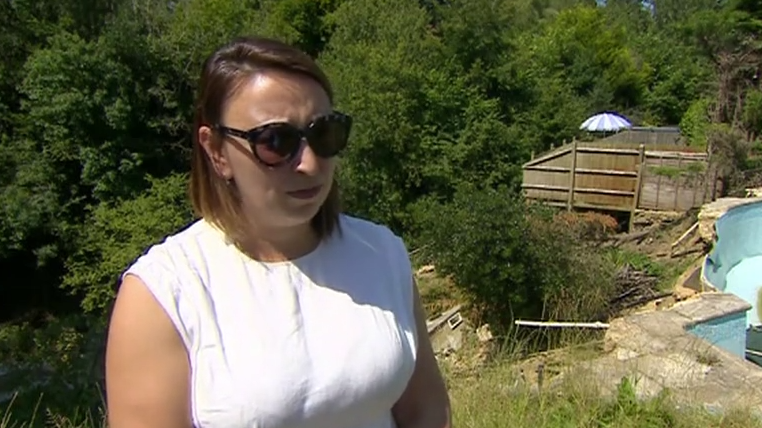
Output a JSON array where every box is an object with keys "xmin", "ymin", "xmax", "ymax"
[{"xmin": 105, "ymin": 274, "xmax": 192, "ymax": 428}]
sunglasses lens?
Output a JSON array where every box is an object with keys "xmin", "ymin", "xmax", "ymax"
[
  {"xmin": 252, "ymin": 126, "xmax": 302, "ymax": 166},
  {"xmin": 245, "ymin": 114, "xmax": 351, "ymax": 166},
  {"xmin": 308, "ymin": 116, "xmax": 350, "ymax": 158}
]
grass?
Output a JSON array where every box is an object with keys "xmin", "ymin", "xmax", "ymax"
[
  {"xmin": 435, "ymin": 329, "xmax": 760, "ymax": 428},
  {"xmin": 417, "ymin": 272, "xmax": 465, "ymax": 318},
  {"xmin": 3, "ymin": 343, "xmax": 761, "ymax": 428},
  {"xmin": 1, "ymin": 395, "xmax": 103, "ymax": 428},
  {"xmin": 446, "ymin": 362, "xmax": 761, "ymax": 428},
  {"xmin": 649, "ymin": 162, "xmax": 706, "ymax": 180}
]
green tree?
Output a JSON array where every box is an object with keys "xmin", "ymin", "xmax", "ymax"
[{"xmin": 62, "ymin": 173, "xmax": 193, "ymax": 312}]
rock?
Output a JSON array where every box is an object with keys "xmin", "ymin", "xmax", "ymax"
[
  {"xmin": 616, "ymin": 348, "xmax": 639, "ymax": 361},
  {"xmin": 674, "ymin": 285, "xmax": 698, "ymax": 302},
  {"xmin": 603, "ymin": 318, "xmax": 634, "ymax": 353},
  {"xmin": 416, "ymin": 264, "xmax": 435, "ymax": 276},
  {"xmin": 476, "ymin": 324, "xmax": 493, "ymax": 342}
]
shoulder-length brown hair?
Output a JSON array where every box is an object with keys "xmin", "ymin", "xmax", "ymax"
[{"xmin": 189, "ymin": 36, "xmax": 342, "ymax": 245}]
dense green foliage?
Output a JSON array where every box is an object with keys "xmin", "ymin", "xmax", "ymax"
[
  {"xmin": 416, "ymin": 185, "xmax": 617, "ymax": 330},
  {"xmin": 1, "ymin": 0, "xmax": 761, "ymax": 423}
]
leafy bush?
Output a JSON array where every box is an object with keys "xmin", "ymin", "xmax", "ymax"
[
  {"xmin": 414, "ymin": 184, "xmax": 617, "ymax": 333},
  {"xmin": 679, "ymin": 98, "xmax": 712, "ymax": 148},
  {"xmin": 0, "ymin": 173, "xmax": 192, "ymax": 424},
  {"xmin": 0, "ymin": 314, "xmax": 105, "ymax": 421},
  {"xmin": 61, "ymin": 173, "xmax": 194, "ymax": 313}
]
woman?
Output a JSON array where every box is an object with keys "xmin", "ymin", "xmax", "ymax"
[{"xmin": 104, "ymin": 36, "xmax": 451, "ymax": 428}]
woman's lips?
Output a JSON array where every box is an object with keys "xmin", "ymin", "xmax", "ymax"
[{"xmin": 286, "ymin": 185, "xmax": 322, "ymax": 200}]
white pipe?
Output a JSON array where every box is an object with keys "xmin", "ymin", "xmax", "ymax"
[{"xmin": 514, "ymin": 320, "xmax": 610, "ymax": 329}]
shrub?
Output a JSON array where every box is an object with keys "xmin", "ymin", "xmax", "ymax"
[
  {"xmin": 0, "ymin": 314, "xmax": 105, "ymax": 422},
  {"xmin": 61, "ymin": 173, "xmax": 194, "ymax": 313},
  {"xmin": 414, "ymin": 184, "xmax": 617, "ymax": 333}
]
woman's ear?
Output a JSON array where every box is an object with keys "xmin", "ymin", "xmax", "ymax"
[{"xmin": 198, "ymin": 126, "xmax": 233, "ymax": 180}]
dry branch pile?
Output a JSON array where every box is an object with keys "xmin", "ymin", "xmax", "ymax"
[{"xmin": 606, "ymin": 264, "xmax": 667, "ymax": 315}]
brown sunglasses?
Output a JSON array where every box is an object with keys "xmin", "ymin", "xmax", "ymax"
[{"xmin": 213, "ymin": 112, "xmax": 352, "ymax": 167}]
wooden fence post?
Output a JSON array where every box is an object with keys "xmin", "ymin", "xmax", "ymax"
[
  {"xmin": 712, "ymin": 162, "xmax": 720, "ymax": 201},
  {"xmin": 567, "ymin": 139, "xmax": 578, "ymax": 211},
  {"xmin": 703, "ymin": 151, "xmax": 712, "ymax": 203},
  {"xmin": 673, "ymin": 154, "xmax": 682, "ymax": 211},
  {"xmin": 629, "ymin": 144, "xmax": 646, "ymax": 232},
  {"xmin": 655, "ymin": 155, "xmax": 663, "ymax": 209}
]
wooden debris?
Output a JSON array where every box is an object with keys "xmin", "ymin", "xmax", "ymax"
[
  {"xmin": 671, "ymin": 222, "xmax": 699, "ymax": 249},
  {"xmin": 607, "ymin": 264, "xmax": 664, "ymax": 315},
  {"xmin": 602, "ymin": 228, "xmax": 654, "ymax": 248},
  {"xmin": 670, "ymin": 246, "xmax": 704, "ymax": 258}
]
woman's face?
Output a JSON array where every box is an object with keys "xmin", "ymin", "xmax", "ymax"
[{"xmin": 198, "ymin": 70, "xmax": 337, "ymax": 232}]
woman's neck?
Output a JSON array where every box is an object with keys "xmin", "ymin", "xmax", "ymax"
[{"xmin": 235, "ymin": 221, "xmax": 320, "ymax": 262}]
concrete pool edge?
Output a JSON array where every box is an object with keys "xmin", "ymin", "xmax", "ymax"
[
  {"xmin": 671, "ymin": 292, "xmax": 751, "ymax": 331},
  {"xmin": 699, "ymin": 197, "xmax": 762, "ymax": 293},
  {"xmin": 684, "ymin": 303, "xmax": 749, "ymax": 358},
  {"xmin": 587, "ymin": 292, "xmax": 762, "ymax": 414},
  {"xmin": 605, "ymin": 292, "xmax": 752, "ymax": 361}
]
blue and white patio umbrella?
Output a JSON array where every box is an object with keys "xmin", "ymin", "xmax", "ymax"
[{"xmin": 579, "ymin": 112, "xmax": 632, "ymax": 133}]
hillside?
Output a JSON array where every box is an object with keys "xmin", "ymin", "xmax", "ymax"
[{"xmin": 1, "ymin": 0, "xmax": 761, "ymax": 426}]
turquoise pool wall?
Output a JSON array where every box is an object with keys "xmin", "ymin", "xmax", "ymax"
[
  {"xmin": 686, "ymin": 311, "xmax": 749, "ymax": 358},
  {"xmin": 702, "ymin": 200, "xmax": 762, "ymax": 327}
]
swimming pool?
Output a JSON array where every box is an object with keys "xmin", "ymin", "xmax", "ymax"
[{"xmin": 701, "ymin": 199, "xmax": 762, "ymax": 363}]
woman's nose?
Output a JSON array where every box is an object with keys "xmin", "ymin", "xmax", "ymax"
[{"xmin": 292, "ymin": 139, "xmax": 320, "ymax": 175}]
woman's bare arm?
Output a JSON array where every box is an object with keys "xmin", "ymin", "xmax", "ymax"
[
  {"xmin": 392, "ymin": 279, "xmax": 452, "ymax": 428},
  {"xmin": 105, "ymin": 274, "xmax": 192, "ymax": 428}
]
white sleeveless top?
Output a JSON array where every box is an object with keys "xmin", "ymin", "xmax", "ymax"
[{"xmin": 122, "ymin": 215, "xmax": 418, "ymax": 428}]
